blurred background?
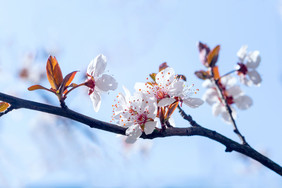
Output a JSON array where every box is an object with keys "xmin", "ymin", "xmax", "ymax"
[{"xmin": 0, "ymin": 0, "xmax": 282, "ymax": 187}]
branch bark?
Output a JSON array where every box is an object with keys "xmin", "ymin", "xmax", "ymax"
[{"xmin": 0, "ymin": 92, "xmax": 281, "ymax": 176}]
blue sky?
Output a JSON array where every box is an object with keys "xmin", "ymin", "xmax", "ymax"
[{"xmin": 0, "ymin": 0, "xmax": 282, "ymax": 187}]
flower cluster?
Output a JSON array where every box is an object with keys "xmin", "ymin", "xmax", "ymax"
[
  {"xmin": 195, "ymin": 42, "xmax": 261, "ymax": 123},
  {"xmin": 202, "ymin": 75, "xmax": 252, "ymax": 123},
  {"xmin": 112, "ymin": 63, "xmax": 203, "ymax": 143}
]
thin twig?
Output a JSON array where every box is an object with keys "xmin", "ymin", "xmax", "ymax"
[
  {"xmin": 0, "ymin": 92, "xmax": 281, "ymax": 176},
  {"xmin": 211, "ymin": 69, "xmax": 248, "ymax": 146},
  {"xmin": 177, "ymin": 105, "xmax": 200, "ymax": 127},
  {"xmin": 216, "ymin": 69, "xmax": 237, "ymax": 81}
]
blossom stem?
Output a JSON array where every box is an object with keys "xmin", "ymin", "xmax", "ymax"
[
  {"xmin": 64, "ymin": 83, "xmax": 86, "ymax": 97},
  {"xmin": 217, "ymin": 69, "xmax": 237, "ymax": 81},
  {"xmin": 211, "ymin": 69, "xmax": 249, "ymax": 146}
]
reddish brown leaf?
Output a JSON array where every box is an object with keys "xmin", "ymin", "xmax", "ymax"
[
  {"xmin": 176, "ymin": 74, "xmax": 187, "ymax": 81},
  {"xmin": 46, "ymin": 56, "xmax": 63, "ymax": 90},
  {"xmin": 159, "ymin": 62, "xmax": 169, "ymax": 72},
  {"xmin": 166, "ymin": 101, "xmax": 179, "ymax": 119},
  {"xmin": 28, "ymin": 84, "xmax": 52, "ymax": 92},
  {"xmin": 69, "ymin": 83, "xmax": 78, "ymax": 87},
  {"xmin": 63, "ymin": 71, "xmax": 78, "ymax": 87},
  {"xmin": 212, "ymin": 66, "xmax": 220, "ymax": 80},
  {"xmin": 59, "ymin": 71, "xmax": 78, "ymax": 94},
  {"xmin": 207, "ymin": 45, "xmax": 220, "ymax": 67},
  {"xmin": 194, "ymin": 70, "xmax": 211, "ymax": 80},
  {"xmin": 0, "ymin": 102, "xmax": 10, "ymax": 112},
  {"xmin": 198, "ymin": 42, "xmax": 210, "ymax": 67},
  {"xmin": 159, "ymin": 107, "xmax": 165, "ymax": 124}
]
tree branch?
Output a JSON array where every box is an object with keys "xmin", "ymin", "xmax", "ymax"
[{"xmin": 0, "ymin": 92, "xmax": 281, "ymax": 176}]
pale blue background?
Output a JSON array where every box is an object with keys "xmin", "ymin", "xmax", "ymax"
[{"xmin": 0, "ymin": 0, "xmax": 282, "ymax": 187}]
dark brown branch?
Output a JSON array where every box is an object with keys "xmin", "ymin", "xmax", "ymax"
[{"xmin": 0, "ymin": 92, "xmax": 281, "ymax": 176}]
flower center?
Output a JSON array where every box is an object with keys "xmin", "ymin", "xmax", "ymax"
[
  {"xmin": 237, "ymin": 62, "xmax": 248, "ymax": 75},
  {"xmin": 137, "ymin": 113, "xmax": 148, "ymax": 125},
  {"xmin": 85, "ymin": 75, "xmax": 95, "ymax": 95},
  {"xmin": 216, "ymin": 82, "xmax": 234, "ymax": 105},
  {"xmin": 156, "ymin": 90, "xmax": 168, "ymax": 100}
]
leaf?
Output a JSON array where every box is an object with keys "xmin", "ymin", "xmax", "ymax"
[
  {"xmin": 69, "ymin": 83, "xmax": 78, "ymax": 87},
  {"xmin": 207, "ymin": 45, "xmax": 220, "ymax": 67},
  {"xmin": 198, "ymin": 42, "xmax": 210, "ymax": 67},
  {"xmin": 63, "ymin": 71, "xmax": 78, "ymax": 87},
  {"xmin": 46, "ymin": 56, "xmax": 64, "ymax": 90},
  {"xmin": 166, "ymin": 101, "xmax": 179, "ymax": 119},
  {"xmin": 176, "ymin": 74, "xmax": 187, "ymax": 81},
  {"xmin": 212, "ymin": 66, "xmax": 220, "ymax": 80},
  {"xmin": 149, "ymin": 73, "xmax": 156, "ymax": 82},
  {"xmin": 198, "ymin": 42, "xmax": 210, "ymax": 53},
  {"xmin": 0, "ymin": 102, "xmax": 10, "ymax": 112},
  {"xmin": 194, "ymin": 70, "xmax": 211, "ymax": 80},
  {"xmin": 28, "ymin": 85, "xmax": 53, "ymax": 92},
  {"xmin": 159, "ymin": 62, "xmax": 169, "ymax": 72},
  {"xmin": 59, "ymin": 71, "xmax": 78, "ymax": 94},
  {"xmin": 159, "ymin": 107, "xmax": 165, "ymax": 124}
]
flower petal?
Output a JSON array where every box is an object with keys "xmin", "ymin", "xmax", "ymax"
[
  {"xmin": 125, "ymin": 124, "xmax": 142, "ymax": 143},
  {"xmin": 202, "ymin": 79, "xmax": 213, "ymax": 88},
  {"xmin": 237, "ymin": 45, "xmax": 248, "ymax": 61},
  {"xmin": 129, "ymin": 92, "xmax": 144, "ymax": 112},
  {"xmin": 144, "ymin": 121, "xmax": 157, "ymax": 135},
  {"xmin": 158, "ymin": 98, "xmax": 176, "ymax": 107},
  {"xmin": 246, "ymin": 51, "xmax": 260, "ymax": 69},
  {"xmin": 122, "ymin": 85, "xmax": 131, "ymax": 99},
  {"xmin": 183, "ymin": 97, "xmax": 204, "ymax": 108},
  {"xmin": 221, "ymin": 75, "xmax": 237, "ymax": 87},
  {"xmin": 90, "ymin": 91, "xmax": 101, "ymax": 112},
  {"xmin": 221, "ymin": 107, "xmax": 237, "ymax": 123},
  {"xmin": 234, "ymin": 95, "xmax": 253, "ymax": 110},
  {"xmin": 202, "ymin": 88, "xmax": 218, "ymax": 105},
  {"xmin": 212, "ymin": 102, "xmax": 224, "ymax": 116},
  {"xmin": 227, "ymin": 85, "xmax": 242, "ymax": 97},
  {"xmin": 167, "ymin": 80, "xmax": 184, "ymax": 97},
  {"xmin": 240, "ymin": 76, "xmax": 252, "ymax": 87},
  {"xmin": 247, "ymin": 70, "xmax": 262, "ymax": 86},
  {"xmin": 87, "ymin": 54, "xmax": 107, "ymax": 78},
  {"xmin": 96, "ymin": 74, "xmax": 118, "ymax": 92},
  {"xmin": 155, "ymin": 67, "xmax": 175, "ymax": 86}
]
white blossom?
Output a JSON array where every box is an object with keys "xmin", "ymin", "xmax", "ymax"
[
  {"xmin": 86, "ymin": 54, "xmax": 118, "ymax": 112},
  {"xmin": 236, "ymin": 45, "xmax": 262, "ymax": 86},
  {"xmin": 135, "ymin": 67, "xmax": 203, "ymax": 108},
  {"xmin": 113, "ymin": 88, "xmax": 157, "ymax": 143}
]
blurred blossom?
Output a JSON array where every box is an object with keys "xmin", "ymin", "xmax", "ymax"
[
  {"xmin": 236, "ymin": 45, "xmax": 262, "ymax": 87},
  {"xmin": 202, "ymin": 76, "xmax": 252, "ymax": 123},
  {"xmin": 19, "ymin": 52, "xmax": 45, "ymax": 83},
  {"xmin": 122, "ymin": 138, "xmax": 153, "ymax": 159}
]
